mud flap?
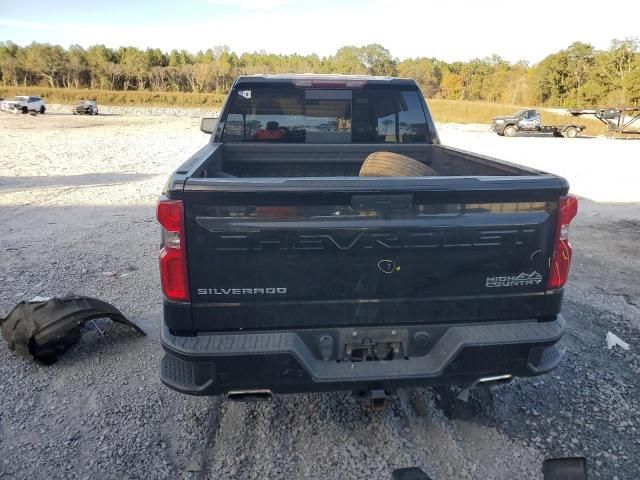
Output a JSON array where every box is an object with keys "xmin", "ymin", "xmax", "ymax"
[{"xmin": 1, "ymin": 296, "xmax": 146, "ymax": 365}]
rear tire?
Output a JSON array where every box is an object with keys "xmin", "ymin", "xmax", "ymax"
[
  {"xmin": 39, "ymin": 106, "xmax": 45, "ymax": 114},
  {"xmin": 359, "ymin": 151, "xmax": 439, "ymax": 177},
  {"xmin": 564, "ymin": 127, "xmax": 578, "ymax": 138},
  {"xmin": 503, "ymin": 125, "xmax": 517, "ymax": 137}
]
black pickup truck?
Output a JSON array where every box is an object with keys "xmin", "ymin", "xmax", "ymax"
[
  {"xmin": 491, "ymin": 109, "xmax": 585, "ymax": 138},
  {"xmin": 158, "ymin": 74, "xmax": 577, "ymax": 404}
]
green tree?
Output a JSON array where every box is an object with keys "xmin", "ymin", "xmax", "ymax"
[
  {"xmin": 397, "ymin": 57, "xmax": 442, "ymax": 97},
  {"xmin": 22, "ymin": 43, "xmax": 65, "ymax": 88},
  {"xmin": 0, "ymin": 41, "xmax": 20, "ymax": 86},
  {"xmin": 360, "ymin": 44, "xmax": 396, "ymax": 76},
  {"xmin": 564, "ymin": 42, "xmax": 595, "ymax": 106},
  {"xmin": 168, "ymin": 49, "xmax": 193, "ymax": 67},
  {"xmin": 440, "ymin": 71, "xmax": 463, "ymax": 99},
  {"xmin": 532, "ymin": 50, "xmax": 570, "ymax": 105},
  {"xmin": 1, "ymin": 39, "xmax": 637, "ymax": 107},
  {"xmin": 86, "ymin": 45, "xmax": 118, "ymax": 89},
  {"xmin": 602, "ymin": 38, "xmax": 639, "ymax": 104},
  {"xmin": 65, "ymin": 45, "xmax": 88, "ymax": 88},
  {"xmin": 331, "ymin": 46, "xmax": 366, "ymax": 74},
  {"xmin": 119, "ymin": 47, "xmax": 150, "ymax": 90}
]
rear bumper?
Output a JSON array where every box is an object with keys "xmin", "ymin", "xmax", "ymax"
[{"xmin": 160, "ymin": 316, "xmax": 565, "ymax": 396}]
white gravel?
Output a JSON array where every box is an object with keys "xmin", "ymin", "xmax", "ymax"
[
  {"xmin": 44, "ymin": 102, "xmax": 219, "ymax": 118},
  {"xmin": 438, "ymin": 123, "xmax": 640, "ymax": 203},
  {"xmin": 0, "ymin": 110, "xmax": 638, "ymax": 480}
]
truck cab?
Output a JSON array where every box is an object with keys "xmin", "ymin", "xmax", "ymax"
[{"xmin": 492, "ymin": 109, "xmax": 541, "ymax": 136}]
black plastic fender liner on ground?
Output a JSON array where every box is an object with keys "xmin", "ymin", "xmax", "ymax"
[{"xmin": 0, "ymin": 296, "xmax": 146, "ymax": 365}]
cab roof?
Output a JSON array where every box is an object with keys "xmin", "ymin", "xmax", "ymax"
[{"xmin": 234, "ymin": 73, "xmax": 417, "ymax": 87}]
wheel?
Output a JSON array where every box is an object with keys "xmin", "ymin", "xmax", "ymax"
[
  {"xmin": 503, "ymin": 125, "xmax": 517, "ymax": 137},
  {"xmin": 564, "ymin": 127, "xmax": 578, "ymax": 138},
  {"xmin": 359, "ymin": 151, "xmax": 439, "ymax": 177},
  {"xmin": 21, "ymin": 106, "xmax": 28, "ymax": 114},
  {"xmin": 39, "ymin": 106, "xmax": 45, "ymax": 114}
]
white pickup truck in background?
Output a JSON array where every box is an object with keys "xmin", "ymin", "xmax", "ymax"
[{"xmin": 1, "ymin": 96, "xmax": 46, "ymax": 114}]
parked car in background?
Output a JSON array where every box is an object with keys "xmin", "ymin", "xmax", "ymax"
[
  {"xmin": 73, "ymin": 99, "xmax": 99, "ymax": 115},
  {"xmin": 1, "ymin": 96, "xmax": 46, "ymax": 114},
  {"xmin": 491, "ymin": 109, "xmax": 585, "ymax": 138}
]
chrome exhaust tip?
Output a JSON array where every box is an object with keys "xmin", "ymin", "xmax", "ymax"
[
  {"xmin": 226, "ymin": 389, "xmax": 273, "ymax": 402},
  {"xmin": 476, "ymin": 374, "xmax": 513, "ymax": 387},
  {"xmin": 457, "ymin": 374, "xmax": 514, "ymax": 402}
]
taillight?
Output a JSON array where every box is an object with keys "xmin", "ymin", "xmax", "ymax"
[
  {"xmin": 157, "ymin": 198, "xmax": 189, "ymax": 301},
  {"xmin": 548, "ymin": 195, "xmax": 578, "ymax": 289}
]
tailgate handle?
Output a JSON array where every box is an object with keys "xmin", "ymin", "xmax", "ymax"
[{"xmin": 351, "ymin": 194, "xmax": 413, "ymax": 211}]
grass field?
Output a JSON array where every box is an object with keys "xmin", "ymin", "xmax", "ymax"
[
  {"xmin": 0, "ymin": 86, "xmax": 226, "ymax": 108},
  {"xmin": 0, "ymin": 86, "xmax": 607, "ymax": 135},
  {"xmin": 428, "ymin": 99, "xmax": 608, "ymax": 135}
]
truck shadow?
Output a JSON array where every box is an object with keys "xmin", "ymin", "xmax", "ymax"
[{"xmin": 0, "ymin": 172, "xmax": 157, "ymax": 192}]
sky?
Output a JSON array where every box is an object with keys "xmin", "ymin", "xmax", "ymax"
[{"xmin": 1, "ymin": 0, "xmax": 639, "ymax": 64}]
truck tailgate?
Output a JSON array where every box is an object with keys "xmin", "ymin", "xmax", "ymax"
[{"xmin": 183, "ymin": 177, "xmax": 566, "ymax": 331}]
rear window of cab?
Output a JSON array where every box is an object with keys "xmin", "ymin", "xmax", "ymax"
[{"xmin": 221, "ymin": 87, "xmax": 430, "ymax": 144}]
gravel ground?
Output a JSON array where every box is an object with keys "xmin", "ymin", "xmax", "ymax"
[
  {"xmin": 44, "ymin": 102, "xmax": 219, "ymax": 118},
  {"xmin": 438, "ymin": 123, "xmax": 640, "ymax": 203},
  {"xmin": 0, "ymin": 111, "xmax": 638, "ymax": 480}
]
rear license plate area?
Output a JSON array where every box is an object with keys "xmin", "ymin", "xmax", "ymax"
[{"xmin": 340, "ymin": 328, "xmax": 409, "ymax": 362}]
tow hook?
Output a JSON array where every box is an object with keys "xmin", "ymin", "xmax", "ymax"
[{"xmin": 353, "ymin": 389, "xmax": 391, "ymax": 411}]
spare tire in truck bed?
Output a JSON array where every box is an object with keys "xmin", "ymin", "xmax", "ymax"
[{"xmin": 359, "ymin": 151, "xmax": 439, "ymax": 177}]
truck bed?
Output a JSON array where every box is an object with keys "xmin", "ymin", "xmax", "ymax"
[{"xmin": 186, "ymin": 143, "xmax": 539, "ymax": 179}]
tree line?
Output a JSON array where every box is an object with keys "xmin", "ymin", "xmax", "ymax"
[{"xmin": 1, "ymin": 39, "xmax": 639, "ymax": 107}]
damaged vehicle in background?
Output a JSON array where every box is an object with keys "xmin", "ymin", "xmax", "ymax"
[
  {"xmin": 73, "ymin": 99, "xmax": 99, "ymax": 115},
  {"xmin": 1, "ymin": 95, "xmax": 46, "ymax": 114}
]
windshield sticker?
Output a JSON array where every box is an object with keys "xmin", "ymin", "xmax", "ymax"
[{"xmin": 238, "ymin": 90, "xmax": 252, "ymax": 99}]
